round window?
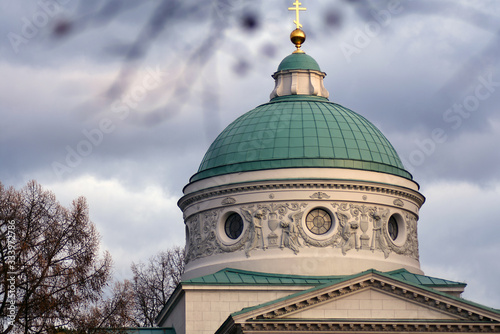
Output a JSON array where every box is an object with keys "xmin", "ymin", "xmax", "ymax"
[
  {"xmin": 225, "ymin": 213, "xmax": 244, "ymax": 240},
  {"xmin": 388, "ymin": 215, "xmax": 399, "ymax": 241},
  {"xmin": 306, "ymin": 209, "xmax": 332, "ymax": 235}
]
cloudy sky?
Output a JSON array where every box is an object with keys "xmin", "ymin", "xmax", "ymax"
[{"xmin": 1, "ymin": 0, "xmax": 500, "ymax": 309}]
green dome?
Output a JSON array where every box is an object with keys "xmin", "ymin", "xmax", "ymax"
[
  {"xmin": 277, "ymin": 53, "xmax": 322, "ymax": 72},
  {"xmin": 191, "ymin": 95, "xmax": 411, "ymax": 182}
]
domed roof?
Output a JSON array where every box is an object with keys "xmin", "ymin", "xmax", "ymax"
[
  {"xmin": 191, "ymin": 94, "xmax": 411, "ymax": 182},
  {"xmin": 277, "ymin": 53, "xmax": 321, "ymax": 72}
]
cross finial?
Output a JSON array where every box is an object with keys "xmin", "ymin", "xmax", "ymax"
[{"xmin": 288, "ymin": 1, "xmax": 307, "ymax": 29}]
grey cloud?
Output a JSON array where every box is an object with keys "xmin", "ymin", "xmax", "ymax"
[{"xmin": 1, "ymin": 0, "xmax": 500, "ymax": 309}]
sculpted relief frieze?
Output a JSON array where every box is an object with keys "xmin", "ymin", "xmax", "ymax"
[
  {"xmin": 185, "ymin": 211, "xmax": 218, "ymax": 263},
  {"xmin": 387, "ymin": 212, "xmax": 419, "ymax": 260},
  {"xmin": 242, "ymin": 203, "xmax": 308, "ymax": 256},
  {"xmin": 185, "ymin": 201, "xmax": 419, "ymax": 264}
]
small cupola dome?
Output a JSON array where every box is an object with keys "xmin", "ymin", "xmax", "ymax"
[{"xmin": 270, "ymin": 52, "xmax": 329, "ymax": 99}]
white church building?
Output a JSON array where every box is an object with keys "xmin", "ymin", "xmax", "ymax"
[{"xmin": 155, "ymin": 4, "xmax": 500, "ymax": 333}]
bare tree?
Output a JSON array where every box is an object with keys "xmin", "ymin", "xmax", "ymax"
[
  {"xmin": 0, "ymin": 181, "xmax": 112, "ymax": 334},
  {"xmin": 74, "ymin": 280, "xmax": 138, "ymax": 333},
  {"xmin": 130, "ymin": 247, "xmax": 185, "ymax": 327}
]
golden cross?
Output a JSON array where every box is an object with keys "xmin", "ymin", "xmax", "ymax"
[{"xmin": 288, "ymin": 1, "xmax": 307, "ymax": 29}]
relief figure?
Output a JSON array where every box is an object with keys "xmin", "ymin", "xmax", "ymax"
[
  {"xmin": 371, "ymin": 211, "xmax": 390, "ymax": 258},
  {"xmin": 337, "ymin": 212, "xmax": 359, "ymax": 255},
  {"xmin": 280, "ymin": 212, "xmax": 303, "ymax": 254},
  {"xmin": 241, "ymin": 208, "xmax": 266, "ymax": 257}
]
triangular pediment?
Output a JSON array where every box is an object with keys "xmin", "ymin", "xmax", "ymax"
[
  {"xmin": 230, "ymin": 271, "xmax": 500, "ymax": 325},
  {"xmin": 280, "ymin": 287, "xmax": 459, "ymax": 320}
]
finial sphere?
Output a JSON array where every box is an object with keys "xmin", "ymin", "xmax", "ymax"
[{"xmin": 290, "ymin": 28, "xmax": 306, "ymax": 53}]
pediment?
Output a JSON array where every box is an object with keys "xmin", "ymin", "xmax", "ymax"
[
  {"xmin": 232, "ymin": 271, "xmax": 500, "ymax": 324},
  {"xmin": 280, "ymin": 287, "xmax": 459, "ymax": 320}
]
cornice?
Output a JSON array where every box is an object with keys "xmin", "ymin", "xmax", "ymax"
[
  {"xmin": 178, "ymin": 180, "xmax": 425, "ymax": 211},
  {"xmin": 239, "ymin": 321, "xmax": 500, "ymax": 332}
]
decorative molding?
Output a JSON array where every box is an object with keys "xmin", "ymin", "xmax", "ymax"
[
  {"xmin": 185, "ymin": 209, "xmax": 247, "ymax": 263},
  {"xmin": 393, "ymin": 198, "xmax": 404, "ymax": 207},
  {"xmin": 179, "ymin": 181, "xmax": 424, "ymax": 211},
  {"xmin": 310, "ymin": 191, "xmax": 330, "ymax": 199},
  {"xmin": 185, "ymin": 212, "xmax": 219, "ymax": 263},
  {"xmin": 221, "ymin": 197, "xmax": 237, "ymax": 205},
  {"xmin": 241, "ymin": 322, "xmax": 500, "ymax": 332}
]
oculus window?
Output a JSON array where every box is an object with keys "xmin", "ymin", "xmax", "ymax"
[
  {"xmin": 225, "ymin": 213, "xmax": 244, "ymax": 240},
  {"xmin": 388, "ymin": 215, "xmax": 399, "ymax": 241},
  {"xmin": 306, "ymin": 209, "xmax": 332, "ymax": 235}
]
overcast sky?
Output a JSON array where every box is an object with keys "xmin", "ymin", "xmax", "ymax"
[{"xmin": 1, "ymin": 0, "xmax": 499, "ymax": 309}]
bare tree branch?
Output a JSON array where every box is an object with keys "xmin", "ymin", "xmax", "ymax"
[
  {"xmin": 0, "ymin": 181, "xmax": 112, "ymax": 334},
  {"xmin": 130, "ymin": 247, "xmax": 185, "ymax": 327}
]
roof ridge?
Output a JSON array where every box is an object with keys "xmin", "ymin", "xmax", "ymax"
[
  {"xmin": 387, "ymin": 269, "xmax": 466, "ymax": 286},
  {"xmin": 385, "ymin": 268, "xmax": 410, "ymax": 275}
]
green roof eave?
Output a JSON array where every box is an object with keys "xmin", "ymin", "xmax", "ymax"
[
  {"xmin": 183, "ymin": 268, "xmax": 346, "ymax": 286},
  {"xmin": 269, "ymin": 95, "xmax": 329, "ymax": 102}
]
